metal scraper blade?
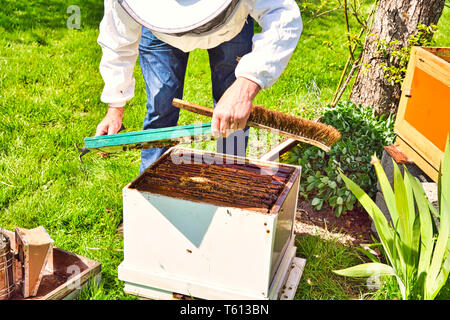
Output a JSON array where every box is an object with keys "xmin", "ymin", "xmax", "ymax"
[{"xmin": 76, "ymin": 122, "xmax": 212, "ymax": 162}]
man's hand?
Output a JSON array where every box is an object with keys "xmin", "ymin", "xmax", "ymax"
[
  {"xmin": 96, "ymin": 106, "xmax": 124, "ymax": 136},
  {"xmin": 212, "ymin": 77, "xmax": 261, "ymax": 138}
]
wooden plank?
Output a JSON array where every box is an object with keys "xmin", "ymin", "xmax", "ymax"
[
  {"xmin": 422, "ymin": 47, "xmax": 450, "ymax": 63},
  {"xmin": 416, "ymin": 47, "xmax": 450, "ymax": 85},
  {"xmin": 2, "ymin": 229, "xmax": 101, "ymax": 300},
  {"xmin": 269, "ymin": 166, "xmax": 300, "ymax": 215},
  {"xmin": 396, "ymin": 137, "xmax": 439, "ymax": 182},
  {"xmin": 42, "ymin": 248, "xmax": 101, "ymax": 300},
  {"xmin": 259, "ymin": 138, "xmax": 299, "ymax": 162},
  {"xmin": 394, "ymin": 46, "xmax": 449, "ymax": 183},
  {"xmin": 279, "ymin": 257, "xmax": 306, "ymax": 300},
  {"xmin": 268, "ymin": 240, "xmax": 296, "ymax": 300},
  {"xmin": 383, "ymin": 144, "xmax": 413, "ymax": 164},
  {"xmin": 15, "ymin": 227, "xmax": 53, "ymax": 298},
  {"xmin": 63, "ymin": 273, "xmax": 101, "ymax": 300}
]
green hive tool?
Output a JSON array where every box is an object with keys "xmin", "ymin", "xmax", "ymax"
[{"xmin": 75, "ymin": 122, "xmax": 212, "ymax": 163}]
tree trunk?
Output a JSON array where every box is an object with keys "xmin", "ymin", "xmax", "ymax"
[{"xmin": 350, "ymin": 0, "xmax": 445, "ymax": 115}]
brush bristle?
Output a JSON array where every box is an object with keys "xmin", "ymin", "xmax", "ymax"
[{"xmin": 249, "ymin": 105, "xmax": 341, "ymax": 147}]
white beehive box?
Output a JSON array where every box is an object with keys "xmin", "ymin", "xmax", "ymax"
[{"xmin": 118, "ymin": 147, "xmax": 302, "ymax": 300}]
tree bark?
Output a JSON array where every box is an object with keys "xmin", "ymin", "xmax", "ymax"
[{"xmin": 349, "ymin": 0, "xmax": 445, "ymax": 115}]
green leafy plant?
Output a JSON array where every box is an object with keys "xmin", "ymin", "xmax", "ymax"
[
  {"xmin": 333, "ymin": 140, "xmax": 450, "ymax": 300},
  {"xmin": 282, "ymin": 101, "xmax": 395, "ymax": 216},
  {"xmin": 377, "ymin": 24, "xmax": 438, "ymax": 85}
]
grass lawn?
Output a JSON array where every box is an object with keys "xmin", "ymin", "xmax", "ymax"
[{"xmin": 0, "ymin": 1, "xmax": 449, "ymax": 300}]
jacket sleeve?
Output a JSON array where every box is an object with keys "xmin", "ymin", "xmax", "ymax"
[
  {"xmin": 235, "ymin": 0, "xmax": 302, "ymax": 89},
  {"xmin": 97, "ymin": 0, "xmax": 142, "ymax": 107}
]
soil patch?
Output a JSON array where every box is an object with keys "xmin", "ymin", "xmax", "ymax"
[{"xmin": 294, "ymin": 200, "xmax": 375, "ymax": 247}]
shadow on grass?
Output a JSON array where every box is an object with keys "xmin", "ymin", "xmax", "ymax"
[
  {"xmin": 1, "ymin": 0, "xmax": 103, "ymax": 31},
  {"xmin": 294, "ymin": 234, "xmax": 369, "ymax": 300}
]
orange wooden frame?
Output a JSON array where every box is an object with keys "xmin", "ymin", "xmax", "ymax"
[{"xmin": 394, "ymin": 47, "xmax": 450, "ymax": 182}]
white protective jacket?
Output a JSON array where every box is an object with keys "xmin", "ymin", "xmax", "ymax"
[{"xmin": 98, "ymin": 0, "xmax": 303, "ymax": 107}]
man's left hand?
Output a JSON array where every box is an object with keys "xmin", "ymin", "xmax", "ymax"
[{"xmin": 212, "ymin": 77, "xmax": 261, "ymax": 138}]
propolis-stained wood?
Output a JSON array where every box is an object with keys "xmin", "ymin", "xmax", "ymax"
[{"xmin": 129, "ymin": 149, "xmax": 296, "ymax": 214}]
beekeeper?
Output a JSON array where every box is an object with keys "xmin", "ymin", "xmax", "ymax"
[{"xmin": 95, "ymin": 0, "xmax": 302, "ymax": 172}]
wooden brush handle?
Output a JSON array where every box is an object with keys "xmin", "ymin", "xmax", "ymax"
[
  {"xmin": 172, "ymin": 98, "xmax": 270, "ymax": 126},
  {"xmin": 172, "ymin": 99, "xmax": 214, "ymax": 118},
  {"xmin": 172, "ymin": 98, "xmax": 341, "ymax": 153}
]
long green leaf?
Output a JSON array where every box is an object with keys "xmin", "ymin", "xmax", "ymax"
[
  {"xmin": 409, "ymin": 172, "xmax": 433, "ymax": 289},
  {"xmin": 441, "ymin": 139, "xmax": 450, "ymax": 212},
  {"xmin": 333, "ymin": 263, "xmax": 396, "ymax": 277},
  {"xmin": 411, "ymin": 214, "xmax": 421, "ymax": 265},
  {"xmin": 428, "ymin": 255, "xmax": 450, "ymax": 300},
  {"xmin": 423, "ymin": 140, "xmax": 450, "ymax": 300},
  {"xmin": 426, "ymin": 193, "xmax": 450, "ymax": 298},
  {"xmin": 355, "ymin": 247, "xmax": 380, "ymax": 263},
  {"xmin": 339, "ymin": 169, "xmax": 395, "ymax": 267},
  {"xmin": 393, "ymin": 162, "xmax": 411, "ymax": 241},
  {"xmin": 403, "ymin": 167, "xmax": 417, "ymax": 239},
  {"xmin": 428, "ymin": 201, "xmax": 440, "ymax": 220},
  {"xmin": 373, "ymin": 157, "xmax": 398, "ymax": 227},
  {"xmin": 404, "ymin": 169, "xmax": 417, "ymax": 230},
  {"xmin": 426, "ymin": 139, "xmax": 450, "ymax": 299},
  {"xmin": 371, "ymin": 156, "xmax": 403, "ymax": 271},
  {"xmin": 393, "ymin": 162, "xmax": 416, "ymax": 290}
]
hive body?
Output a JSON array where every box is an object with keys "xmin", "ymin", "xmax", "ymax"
[{"xmin": 118, "ymin": 147, "xmax": 301, "ymax": 299}]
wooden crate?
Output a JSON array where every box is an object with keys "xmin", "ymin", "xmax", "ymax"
[
  {"xmin": 2, "ymin": 229, "xmax": 101, "ymax": 300},
  {"xmin": 394, "ymin": 47, "xmax": 450, "ymax": 182}
]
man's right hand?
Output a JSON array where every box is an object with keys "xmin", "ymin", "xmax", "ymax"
[{"xmin": 96, "ymin": 107, "xmax": 124, "ymax": 136}]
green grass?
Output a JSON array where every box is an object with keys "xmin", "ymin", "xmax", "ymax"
[
  {"xmin": 294, "ymin": 236, "xmax": 368, "ymax": 300},
  {"xmin": 0, "ymin": 0, "xmax": 449, "ymax": 300}
]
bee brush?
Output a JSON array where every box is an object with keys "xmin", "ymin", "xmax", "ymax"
[{"xmin": 172, "ymin": 98, "xmax": 341, "ymax": 152}]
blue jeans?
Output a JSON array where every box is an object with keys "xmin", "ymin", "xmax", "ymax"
[{"xmin": 138, "ymin": 17, "xmax": 254, "ymax": 173}]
